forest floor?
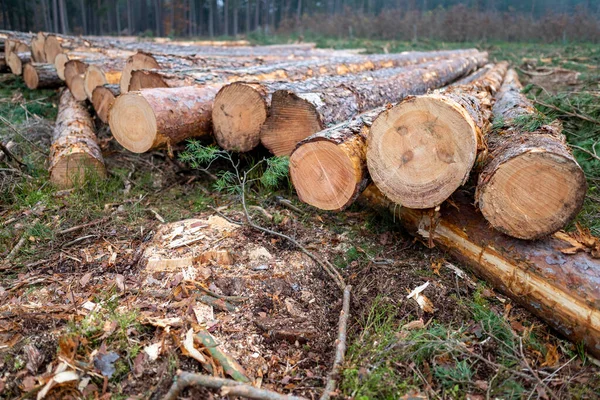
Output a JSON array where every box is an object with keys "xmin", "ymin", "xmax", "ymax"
[{"xmin": 0, "ymin": 41, "xmax": 599, "ymax": 399}]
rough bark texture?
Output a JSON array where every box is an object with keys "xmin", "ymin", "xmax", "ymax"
[
  {"xmin": 366, "ymin": 61, "xmax": 508, "ymax": 209},
  {"xmin": 91, "ymin": 84, "xmax": 120, "ymax": 124},
  {"xmin": 23, "ymin": 63, "xmax": 64, "ymax": 89},
  {"xmin": 7, "ymin": 51, "xmax": 31, "ymax": 75},
  {"xmin": 4, "ymin": 37, "xmax": 30, "ymax": 60},
  {"xmin": 49, "ymin": 89, "xmax": 106, "ymax": 187},
  {"xmin": 361, "ymin": 185, "xmax": 600, "ymax": 359},
  {"xmin": 109, "ymin": 85, "xmax": 221, "ymax": 153},
  {"xmin": 289, "ymin": 107, "xmax": 385, "ymax": 211},
  {"xmin": 476, "ymin": 69, "xmax": 587, "ymax": 239},
  {"xmin": 261, "ymin": 53, "xmax": 488, "ymax": 156}
]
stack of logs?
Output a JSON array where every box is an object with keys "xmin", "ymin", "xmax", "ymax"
[{"xmin": 1, "ymin": 30, "xmax": 597, "ymax": 358}]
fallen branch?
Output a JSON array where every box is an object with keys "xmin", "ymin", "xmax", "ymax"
[
  {"xmin": 533, "ymin": 99, "xmax": 600, "ymax": 125},
  {"xmin": 162, "ymin": 371, "xmax": 308, "ymax": 400},
  {"xmin": 320, "ymin": 285, "xmax": 352, "ymax": 400},
  {"xmin": 0, "ymin": 140, "xmax": 25, "ymax": 166},
  {"xmin": 198, "ymin": 294, "xmax": 238, "ymax": 312},
  {"xmin": 195, "ymin": 329, "xmax": 249, "ymax": 382},
  {"xmin": 57, "ymin": 217, "xmax": 110, "ymax": 235}
]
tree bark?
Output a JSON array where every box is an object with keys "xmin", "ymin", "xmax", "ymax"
[
  {"xmin": 80, "ymin": 0, "xmax": 88, "ymax": 35},
  {"xmin": 475, "ymin": 69, "xmax": 587, "ymax": 239},
  {"xmin": 366, "ymin": 61, "xmax": 508, "ymax": 209},
  {"xmin": 50, "ymin": 89, "xmax": 106, "ymax": 188},
  {"xmin": 59, "ymin": 0, "xmax": 69, "ymax": 33},
  {"xmin": 212, "ymin": 50, "xmax": 485, "ymax": 153},
  {"xmin": 23, "ymin": 63, "xmax": 64, "ymax": 89},
  {"xmin": 52, "ymin": 0, "xmax": 60, "ymax": 33},
  {"xmin": 83, "ymin": 59, "xmax": 126, "ymax": 99},
  {"xmin": 109, "ymin": 85, "xmax": 221, "ymax": 153},
  {"xmin": 7, "ymin": 51, "xmax": 31, "ymax": 75},
  {"xmin": 361, "ymin": 185, "xmax": 600, "ymax": 359},
  {"xmin": 91, "ymin": 83, "xmax": 120, "ymax": 124}
]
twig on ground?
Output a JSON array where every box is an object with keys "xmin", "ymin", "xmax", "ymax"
[
  {"xmin": 519, "ymin": 338, "xmax": 559, "ymax": 400},
  {"xmin": 195, "ymin": 329, "xmax": 249, "ymax": 382},
  {"xmin": 6, "ymin": 235, "xmax": 27, "ymax": 263},
  {"xmin": 533, "ymin": 99, "xmax": 600, "ymax": 125},
  {"xmin": 570, "ymin": 144, "xmax": 600, "ymax": 162},
  {"xmin": 198, "ymin": 294, "xmax": 238, "ymax": 312},
  {"xmin": 62, "ymin": 234, "xmax": 97, "ymax": 248},
  {"xmin": 0, "ymin": 115, "xmax": 48, "ymax": 154},
  {"xmin": 320, "ymin": 285, "xmax": 352, "ymax": 400},
  {"xmin": 57, "ymin": 217, "xmax": 110, "ymax": 235},
  {"xmin": 249, "ymin": 205, "xmax": 274, "ymax": 221},
  {"xmin": 162, "ymin": 371, "xmax": 308, "ymax": 400},
  {"xmin": 0, "ymin": 140, "xmax": 25, "ymax": 166},
  {"xmin": 275, "ymin": 196, "xmax": 305, "ymax": 215},
  {"xmin": 187, "ymin": 280, "xmax": 248, "ymax": 302}
]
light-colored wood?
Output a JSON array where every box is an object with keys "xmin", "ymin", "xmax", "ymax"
[
  {"xmin": 109, "ymin": 85, "xmax": 221, "ymax": 153},
  {"xmin": 64, "ymin": 60, "xmax": 89, "ymax": 101},
  {"xmin": 49, "ymin": 89, "xmax": 106, "ymax": 187},
  {"xmin": 30, "ymin": 32, "xmax": 47, "ymax": 62},
  {"xmin": 7, "ymin": 51, "xmax": 30, "ymax": 75},
  {"xmin": 23, "ymin": 63, "xmax": 63, "ymax": 89},
  {"xmin": 44, "ymin": 34, "xmax": 63, "ymax": 64},
  {"xmin": 54, "ymin": 53, "xmax": 70, "ymax": 80},
  {"xmin": 91, "ymin": 84, "xmax": 120, "ymax": 124},
  {"xmin": 366, "ymin": 62, "xmax": 508, "ymax": 209},
  {"xmin": 476, "ymin": 69, "xmax": 587, "ymax": 239},
  {"xmin": 83, "ymin": 64, "xmax": 122, "ymax": 100},
  {"xmin": 120, "ymin": 52, "xmax": 161, "ymax": 93}
]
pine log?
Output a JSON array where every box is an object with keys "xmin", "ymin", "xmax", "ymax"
[
  {"xmin": 361, "ymin": 184, "xmax": 600, "ymax": 358},
  {"xmin": 213, "ymin": 53, "xmax": 487, "ymax": 154},
  {"xmin": 288, "ymin": 65, "xmax": 491, "ymax": 212},
  {"xmin": 109, "ymin": 85, "xmax": 221, "ymax": 153},
  {"xmin": 30, "ymin": 32, "xmax": 47, "ymax": 62},
  {"xmin": 54, "ymin": 53, "xmax": 70, "ymax": 80},
  {"xmin": 476, "ymin": 69, "xmax": 587, "ymax": 239},
  {"xmin": 262, "ymin": 53, "xmax": 488, "ymax": 156},
  {"xmin": 83, "ymin": 63, "xmax": 124, "ymax": 100},
  {"xmin": 91, "ymin": 84, "xmax": 120, "ymax": 124},
  {"xmin": 128, "ymin": 49, "xmax": 480, "ymax": 90},
  {"xmin": 50, "ymin": 89, "xmax": 106, "ymax": 187},
  {"xmin": 120, "ymin": 52, "xmax": 161, "ymax": 93},
  {"xmin": 64, "ymin": 60, "xmax": 90, "ymax": 101},
  {"xmin": 7, "ymin": 51, "xmax": 31, "ymax": 75},
  {"xmin": 23, "ymin": 63, "xmax": 63, "ymax": 89},
  {"xmin": 44, "ymin": 34, "xmax": 63, "ymax": 64},
  {"xmin": 4, "ymin": 38, "xmax": 29, "ymax": 60},
  {"xmin": 366, "ymin": 61, "xmax": 508, "ymax": 209},
  {"xmin": 44, "ymin": 34, "xmax": 96, "ymax": 64}
]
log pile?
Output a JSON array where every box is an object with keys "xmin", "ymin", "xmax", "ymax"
[{"xmin": 1, "ymin": 30, "xmax": 594, "ymax": 355}]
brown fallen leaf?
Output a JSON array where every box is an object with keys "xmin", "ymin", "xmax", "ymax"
[
  {"xmin": 401, "ymin": 319, "xmax": 425, "ymax": 331},
  {"xmin": 541, "ymin": 343, "xmax": 560, "ymax": 367},
  {"xmin": 80, "ymin": 272, "xmax": 92, "ymax": 287}
]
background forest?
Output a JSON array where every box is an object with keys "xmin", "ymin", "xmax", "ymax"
[{"xmin": 1, "ymin": 0, "xmax": 599, "ymax": 42}]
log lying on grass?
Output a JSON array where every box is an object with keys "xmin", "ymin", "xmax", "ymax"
[
  {"xmin": 361, "ymin": 184, "xmax": 600, "ymax": 358},
  {"xmin": 366, "ymin": 61, "xmax": 508, "ymax": 209},
  {"xmin": 109, "ymin": 85, "xmax": 221, "ymax": 153},
  {"xmin": 50, "ymin": 89, "xmax": 106, "ymax": 187},
  {"xmin": 23, "ymin": 63, "xmax": 63, "ymax": 89},
  {"xmin": 214, "ymin": 53, "xmax": 487, "ymax": 154},
  {"xmin": 91, "ymin": 84, "xmax": 120, "ymax": 124},
  {"xmin": 476, "ymin": 69, "xmax": 587, "ymax": 239},
  {"xmin": 7, "ymin": 51, "xmax": 30, "ymax": 75}
]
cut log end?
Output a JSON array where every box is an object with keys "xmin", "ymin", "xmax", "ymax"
[
  {"xmin": 44, "ymin": 35, "xmax": 62, "ymax": 64},
  {"xmin": 260, "ymin": 90, "xmax": 324, "ymax": 156},
  {"xmin": 109, "ymin": 93, "xmax": 158, "ymax": 153},
  {"xmin": 129, "ymin": 70, "xmax": 169, "ymax": 91},
  {"xmin": 120, "ymin": 52, "xmax": 161, "ymax": 93},
  {"xmin": 7, "ymin": 52, "xmax": 23, "ymax": 75},
  {"xmin": 50, "ymin": 153, "xmax": 106, "ymax": 188},
  {"xmin": 91, "ymin": 85, "xmax": 119, "ymax": 124},
  {"xmin": 84, "ymin": 65, "xmax": 108, "ymax": 100},
  {"xmin": 478, "ymin": 151, "xmax": 587, "ymax": 240},
  {"xmin": 290, "ymin": 140, "xmax": 362, "ymax": 211},
  {"xmin": 69, "ymin": 75, "xmax": 88, "ymax": 101},
  {"xmin": 212, "ymin": 83, "xmax": 267, "ymax": 152},
  {"xmin": 367, "ymin": 95, "xmax": 478, "ymax": 209},
  {"xmin": 22, "ymin": 63, "xmax": 39, "ymax": 89},
  {"xmin": 54, "ymin": 53, "xmax": 69, "ymax": 80}
]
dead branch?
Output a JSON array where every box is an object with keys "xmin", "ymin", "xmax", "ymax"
[
  {"xmin": 320, "ymin": 285, "xmax": 352, "ymax": 400},
  {"xmin": 533, "ymin": 99, "xmax": 600, "ymax": 125},
  {"xmin": 188, "ymin": 280, "xmax": 248, "ymax": 303},
  {"xmin": 195, "ymin": 329, "xmax": 249, "ymax": 382},
  {"xmin": 198, "ymin": 294, "xmax": 238, "ymax": 312},
  {"xmin": 57, "ymin": 217, "xmax": 110, "ymax": 235},
  {"xmin": 162, "ymin": 371, "xmax": 308, "ymax": 400}
]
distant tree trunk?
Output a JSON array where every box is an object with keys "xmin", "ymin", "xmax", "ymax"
[
  {"xmin": 224, "ymin": 0, "xmax": 229, "ymax": 35},
  {"xmin": 169, "ymin": 0, "xmax": 174, "ymax": 36},
  {"xmin": 60, "ymin": 0, "xmax": 69, "ymax": 33},
  {"xmin": 52, "ymin": 0, "xmax": 59, "ymax": 32},
  {"xmin": 208, "ymin": 0, "xmax": 214, "ymax": 36},
  {"xmin": 255, "ymin": 0, "xmax": 259, "ymax": 30},
  {"xmin": 79, "ymin": 0, "xmax": 87, "ymax": 34},
  {"xmin": 154, "ymin": 0, "xmax": 161, "ymax": 35},
  {"xmin": 263, "ymin": 0, "xmax": 269, "ymax": 32},
  {"xmin": 127, "ymin": 0, "xmax": 132, "ymax": 33},
  {"xmin": 116, "ymin": 0, "xmax": 122, "ymax": 33},
  {"xmin": 245, "ymin": 0, "xmax": 250, "ymax": 32},
  {"xmin": 198, "ymin": 0, "xmax": 203, "ymax": 35},
  {"xmin": 233, "ymin": 0, "xmax": 238, "ymax": 36},
  {"xmin": 188, "ymin": 0, "xmax": 193, "ymax": 35},
  {"xmin": 295, "ymin": 0, "xmax": 300, "ymax": 24}
]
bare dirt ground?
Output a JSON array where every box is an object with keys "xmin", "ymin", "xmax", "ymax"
[{"xmin": 1, "ymin": 42, "xmax": 600, "ymax": 399}]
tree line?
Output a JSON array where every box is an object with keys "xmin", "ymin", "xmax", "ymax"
[{"xmin": 1, "ymin": 0, "xmax": 598, "ymax": 42}]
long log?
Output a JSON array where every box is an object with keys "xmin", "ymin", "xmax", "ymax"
[
  {"xmin": 128, "ymin": 49, "xmax": 480, "ymax": 90},
  {"xmin": 4, "ymin": 38, "xmax": 30, "ymax": 60},
  {"xmin": 366, "ymin": 61, "xmax": 508, "ymax": 209},
  {"xmin": 361, "ymin": 184, "xmax": 600, "ymax": 358},
  {"xmin": 288, "ymin": 65, "xmax": 491, "ymax": 211},
  {"xmin": 30, "ymin": 32, "xmax": 46, "ymax": 63},
  {"xmin": 109, "ymin": 85, "xmax": 221, "ymax": 153},
  {"xmin": 50, "ymin": 89, "xmax": 106, "ymax": 187},
  {"xmin": 213, "ymin": 53, "xmax": 487, "ymax": 154},
  {"xmin": 23, "ymin": 63, "xmax": 64, "ymax": 89},
  {"xmin": 91, "ymin": 84, "xmax": 120, "ymax": 124},
  {"xmin": 476, "ymin": 69, "xmax": 587, "ymax": 239},
  {"xmin": 7, "ymin": 51, "xmax": 30, "ymax": 75}
]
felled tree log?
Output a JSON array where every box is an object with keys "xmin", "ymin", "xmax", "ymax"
[
  {"xmin": 213, "ymin": 53, "xmax": 487, "ymax": 154},
  {"xmin": 366, "ymin": 61, "xmax": 508, "ymax": 209},
  {"xmin": 362, "ymin": 184, "xmax": 600, "ymax": 358},
  {"xmin": 64, "ymin": 60, "xmax": 90, "ymax": 101},
  {"xmin": 7, "ymin": 51, "xmax": 31, "ymax": 75},
  {"xmin": 476, "ymin": 69, "xmax": 587, "ymax": 239},
  {"xmin": 30, "ymin": 32, "xmax": 46, "ymax": 62},
  {"xmin": 109, "ymin": 85, "xmax": 221, "ymax": 153},
  {"xmin": 50, "ymin": 89, "xmax": 106, "ymax": 187},
  {"xmin": 83, "ymin": 62, "xmax": 124, "ymax": 100},
  {"xmin": 54, "ymin": 53, "xmax": 70, "ymax": 80},
  {"xmin": 4, "ymin": 38, "xmax": 30, "ymax": 60},
  {"xmin": 44, "ymin": 34, "xmax": 64, "ymax": 64},
  {"xmin": 23, "ymin": 63, "xmax": 63, "ymax": 89},
  {"xmin": 91, "ymin": 84, "xmax": 120, "ymax": 124},
  {"xmin": 128, "ymin": 49, "xmax": 480, "ymax": 90}
]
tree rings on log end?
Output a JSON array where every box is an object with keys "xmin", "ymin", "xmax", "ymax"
[
  {"xmin": 478, "ymin": 150, "xmax": 587, "ymax": 240},
  {"xmin": 120, "ymin": 52, "xmax": 161, "ymax": 93},
  {"xmin": 129, "ymin": 70, "xmax": 170, "ymax": 91},
  {"xmin": 367, "ymin": 95, "xmax": 478, "ymax": 209},
  {"xmin": 84, "ymin": 65, "xmax": 108, "ymax": 100},
  {"xmin": 261, "ymin": 90, "xmax": 324, "ymax": 156},
  {"xmin": 44, "ymin": 35, "xmax": 62, "ymax": 64},
  {"xmin": 54, "ymin": 53, "xmax": 70, "ymax": 80},
  {"xmin": 50, "ymin": 153, "xmax": 106, "ymax": 188},
  {"xmin": 7, "ymin": 52, "xmax": 23, "ymax": 75},
  {"xmin": 212, "ymin": 82, "xmax": 268, "ymax": 152},
  {"xmin": 92, "ymin": 85, "xmax": 119, "ymax": 124},
  {"xmin": 290, "ymin": 139, "xmax": 363, "ymax": 211},
  {"xmin": 109, "ymin": 93, "xmax": 158, "ymax": 153},
  {"xmin": 23, "ymin": 63, "xmax": 39, "ymax": 89}
]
